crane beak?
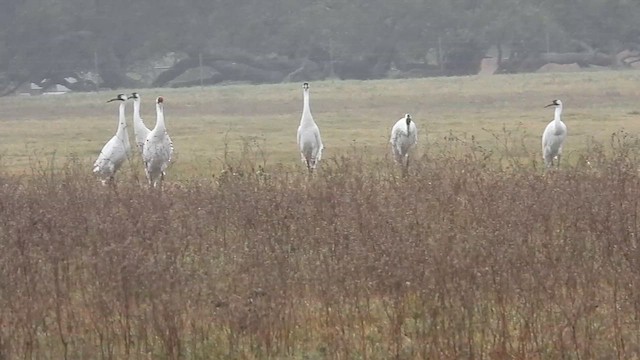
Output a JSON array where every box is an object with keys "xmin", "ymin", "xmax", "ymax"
[
  {"xmin": 106, "ymin": 98, "xmax": 119, "ymax": 103},
  {"xmin": 544, "ymin": 103, "xmax": 555, "ymax": 108}
]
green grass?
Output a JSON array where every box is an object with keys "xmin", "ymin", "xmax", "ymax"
[{"xmin": 2, "ymin": 70, "xmax": 640, "ymax": 178}]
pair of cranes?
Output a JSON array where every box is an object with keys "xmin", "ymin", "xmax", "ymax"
[
  {"xmin": 93, "ymin": 93, "xmax": 173, "ymax": 186},
  {"xmin": 296, "ymin": 82, "xmax": 418, "ymax": 173}
]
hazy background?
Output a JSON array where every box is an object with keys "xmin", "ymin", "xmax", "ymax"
[
  {"xmin": 1, "ymin": 0, "xmax": 639, "ymax": 94},
  {"xmin": 4, "ymin": 2, "xmax": 640, "ymax": 358}
]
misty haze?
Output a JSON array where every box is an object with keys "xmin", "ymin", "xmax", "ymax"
[
  {"xmin": 2, "ymin": 1, "xmax": 640, "ymax": 359},
  {"xmin": 1, "ymin": 0, "xmax": 639, "ymax": 93}
]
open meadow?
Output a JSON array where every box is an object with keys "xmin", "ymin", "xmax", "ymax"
[
  {"xmin": 2, "ymin": 70, "xmax": 640, "ymax": 177},
  {"xmin": 3, "ymin": 71, "xmax": 640, "ymax": 359}
]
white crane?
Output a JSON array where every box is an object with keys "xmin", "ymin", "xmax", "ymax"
[
  {"xmin": 130, "ymin": 92, "xmax": 150, "ymax": 155},
  {"xmin": 296, "ymin": 82, "xmax": 323, "ymax": 172},
  {"xmin": 93, "ymin": 94, "xmax": 132, "ymax": 184},
  {"xmin": 390, "ymin": 113, "xmax": 418, "ymax": 170},
  {"xmin": 542, "ymin": 99, "xmax": 567, "ymax": 168},
  {"xmin": 142, "ymin": 96, "xmax": 174, "ymax": 187}
]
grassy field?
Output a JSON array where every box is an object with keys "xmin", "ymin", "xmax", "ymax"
[
  {"xmin": 3, "ymin": 71, "xmax": 640, "ymax": 359},
  {"xmin": 2, "ymin": 70, "xmax": 640, "ymax": 177}
]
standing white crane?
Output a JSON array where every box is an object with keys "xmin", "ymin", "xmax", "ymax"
[
  {"xmin": 93, "ymin": 94, "xmax": 132, "ymax": 184},
  {"xmin": 542, "ymin": 99, "xmax": 567, "ymax": 169},
  {"xmin": 296, "ymin": 82, "xmax": 323, "ymax": 172},
  {"xmin": 142, "ymin": 96, "xmax": 174, "ymax": 187},
  {"xmin": 130, "ymin": 92, "xmax": 150, "ymax": 155},
  {"xmin": 390, "ymin": 113, "xmax": 418, "ymax": 170}
]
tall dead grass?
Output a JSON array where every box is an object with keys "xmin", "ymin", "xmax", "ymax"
[{"xmin": 2, "ymin": 134, "xmax": 640, "ymax": 359}]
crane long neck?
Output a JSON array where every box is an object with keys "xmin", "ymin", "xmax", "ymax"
[
  {"xmin": 155, "ymin": 103, "xmax": 166, "ymax": 132},
  {"xmin": 116, "ymin": 102, "xmax": 127, "ymax": 136},
  {"xmin": 301, "ymin": 89, "xmax": 312, "ymax": 123},
  {"xmin": 133, "ymin": 99, "xmax": 142, "ymax": 122},
  {"xmin": 553, "ymin": 105, "xmax": 563, "ymax": 127}
]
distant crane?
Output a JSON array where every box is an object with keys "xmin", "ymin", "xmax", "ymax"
[
  {"xmin": 542, "ymin": 99, "xmax": 567, "ymax": 169},
  {"xmin": 93, "ymin": 94, "xmax": 131, "ymax": 185},
  {"xmin": 130, "ymin": 92, "xmax": 150, "ymax": 155},
  {"xmin": 296, "ymin": 82, "xmax": 323, "ymax": 172},
  {"xmin": 142, "ymin": 96, "xmax": 174, "ymax": 187},
  {"xmin": 390, "ymin": 113, "xmax": 418, "ymax": 172}
]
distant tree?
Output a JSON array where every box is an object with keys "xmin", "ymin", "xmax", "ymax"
[
  {"xmin": 493, "ymin": 0, "xmax": 640, "ymax": 72},
  {"xmin": 2, "ymin": 0, "xmax": 640, "ymax": 95}
]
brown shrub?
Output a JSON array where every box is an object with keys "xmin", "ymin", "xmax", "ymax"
[{"xmin": 1, "ymin": 140, "xmax": 640, "ymax": 359}]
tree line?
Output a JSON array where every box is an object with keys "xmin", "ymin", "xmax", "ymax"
[{"xmin": 1, "ymin": 0, "xmax": 639, "ymax": 94}]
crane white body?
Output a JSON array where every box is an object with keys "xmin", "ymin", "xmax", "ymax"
[
  {"xmin": 93, "ymin": 94, "xmax": 131, "ymax": 184},
  {"xmin": 541, "ymin": 99, "xmax": 567, "ymax": 168},
  {"xmin": 142, "ymin": 96, "xmax": 173, "ymax": 187},
  {"xmin": 296, "ymin": 82, "xmax": 323, "ymax": 172},
  {"xmin": 390, "ymin": 114, "xmax": 418, "ymax": 166},
  {"xmin": 130, "ymin": 92, "xmax": 150, "ymax": 155}
]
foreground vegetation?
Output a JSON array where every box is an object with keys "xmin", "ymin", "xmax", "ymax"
[{"xmin": 3, "ymin": 134, "xmax": 640, "ymax": 358}]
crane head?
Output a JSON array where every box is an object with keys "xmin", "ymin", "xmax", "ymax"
[
  {"xmin": 405, "ymin": 114, "xmax": 412, "ymax": 125},
  {"xmin": 544, "ymin": 99, "xmax": 562, "ymax": 108},
  {"xmin": 303, "ymin": 82, "xmax": 309, "ymax": 91},
  {"xmin": 156, "ymin": 96, "xmax": 164, "ymax": 104},
  {"xmin": 129, "ymin": 92, "xmax": 140, "ymax": 100},
  {"xmin": 107, "ymin": 94, "xmax": 127, "ymax": 102}
]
